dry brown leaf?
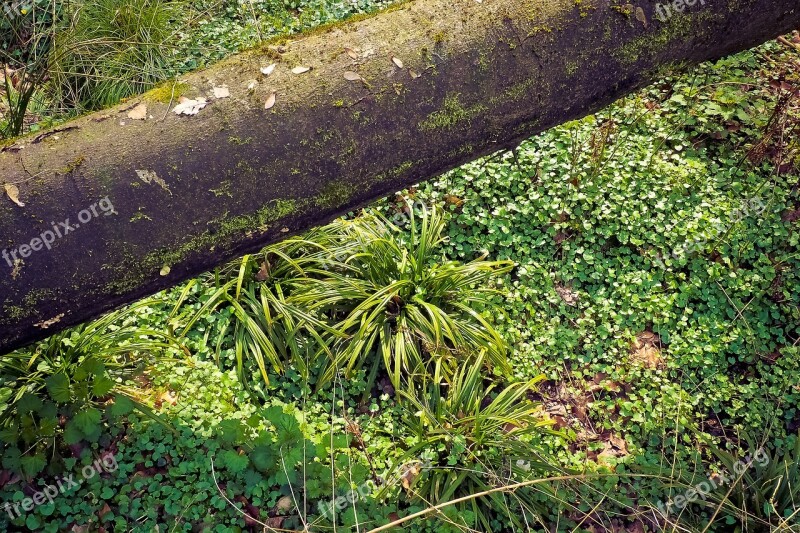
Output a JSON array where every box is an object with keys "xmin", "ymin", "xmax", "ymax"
[
  {"xmin": 159, "ymin": 390, "xmax": 178, "ymax": 406},
  {"xmin": 260, "ymin": 63, "xmax": 277, "ymax": 76},
  {"xmin": 275, "ymin": 496, "xmax": 293, "ymax": 513},
  {"xmin": 264, "ymin": 92, "xmax": 276, "ymax": 110},
  {"xmin": 265, "ymin": 517, "xmax": 284, "ymax": 528},
  {"xmin": 4, "ymin": 183, "xmax": 24, "ymax": 207},
  {"xmin": 135, "ymin": 169, "xmax": 171, "ymax": 194},
  {"xmin": 345, "ymin": 47, "xmax": 359, "ymax": 59},
  {"xmin": 213, "ymin": 86, "xmax": 230, "ymax": 99},
  {"xmin": 98, "ymin": 502, "xmax": 112, "ymax": 519},
  {"xmin": 10, "ymin": 259, "xmax": 23, "ymax": 279},
  {"xmin": 291, "ymin": 66, "xmax": 310, "ymax": 74},
  {"xmin": 635, "ymin": 7, "xmax": 648, "ymax": 27},
  {"xmin": 127, "ymin": 103, "xmax": 148, "ymax": 120},
  {"xmin": 173, "ymin": 96, "xmax": 207, "ymax": 116},
  {"xmin": 255, "ymin": 262, "xmax": 270, "ymax": 281},
  {"xmin": 409, "ymin": 69, "xmax": 421, "ymax": 79},
  {"xmin": 391, "ymin": 56, "xmax": 404, "ymax": 68},
  {"xmin": 443, "ymin": 194, "xmax": 464, "ymax": 207},
  {"xmin": 555, "ymin": 284, "xmax": 579, "ymax": 306},
  {"xmin": 400, "ymin": 463, "xmax": 421, "ymax": 491},
  {"xmin": 35, "ymin": 313, "xmax": 65, "ymax": 329},
  {"xmin": 343, "ymin": 71, "xmax": 362, "ymax": 81},
  {"xmin": 630, "ymin": 331, "xmax": 663, "ymax": 369}
]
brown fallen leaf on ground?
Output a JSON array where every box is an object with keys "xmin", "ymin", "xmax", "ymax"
[
  {"xmin": 555, "ymin": 284, "xmax": 579, "ymax": 306},
  {"xmin": 264, "ymin": 91, "xmax": 276, "ymax": 110},
  {"xmin": 400, "ymin": 462, "xmax": 421, "ymax": 491},
  {"xmin": 255, "ymin": 262, "xmax": 270, "ymax": 281},
  {"xmin": 275, "ymin": 495, "xmax": 293, "ymax": 513},
  {"xmin": 630, "ymin": 330, "xmax": 663, "ymax": 369}
]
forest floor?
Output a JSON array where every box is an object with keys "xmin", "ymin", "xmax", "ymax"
[{"xmin": 1, "ymin": 2, "xmax": 799, "ymax": 532}]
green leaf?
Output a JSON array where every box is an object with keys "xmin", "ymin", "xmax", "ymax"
[
  {"xmin": 217, "ymin": 419, "xmax": 246, "ymax": 446},
  {"xmin": 17, "ymin": 393, "xmax": 43, "ymax": 413},
  {"xmin": 76, "ymin": 359, "xmax": 105, "ymax": 380},
  {"xmin": 39, "ymin": 417, "xmax": 58, "ymax": 437},
  {"xmin": 0, "ymin": 387, "xmax": 13, "ymax": 413},
  {"xmin": 26, "ymin": 514, "xmax": 42, "ymax": 529},
  {"xmin": 63, "ymin": 422, "xmax": 84, "ymax": 445},
  {"xmin": 219, "ymin": 449, "xmax": 249, "ymax": 474},
  {"xmin": 73, "ymin": 407, "xmax": 102, "ymax": 436},
  {"xmin": 46, "ymin": 374, "xmax": 72, "ymax": 403},
  {"xmin": 2, "ymin": 447, "xmax": 22, "ymax": 471},
  {"xmin": 20, "ymin": 454, "xmax": 47, "ymax": 477},
  {"xmin": 92, "ymin": 375, "xmax": 115, "ymax": 397},
  {"xmin": 110, "ymin": 395, "xmax": 134, "ymax": 417},
  {"xmin": 250, "ymin": 445, "xmax": 276, "ymax": 473}
]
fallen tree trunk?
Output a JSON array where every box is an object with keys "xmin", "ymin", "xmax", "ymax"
[{"xmin": 1, "ymin": 0, "xmax": 798, "ymax": 352}]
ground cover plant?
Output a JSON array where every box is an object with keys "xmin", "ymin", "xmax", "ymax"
[{"xmin": 0, "ymin": 1, "xmax": 799, "ymax": 531}]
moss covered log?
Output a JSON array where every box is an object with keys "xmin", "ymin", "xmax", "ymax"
[{"xmin": 1, "ymin": 0, "xmax": 799, "ymax": 352}]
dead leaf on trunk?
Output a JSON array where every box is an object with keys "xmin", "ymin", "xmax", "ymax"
[
  {"xmin": 173, "ymin": 96, "xmax": 207, "ymax": 116},
  {"xmin": 4, "ymin": 183, "xmax": 24, "ymax": 207},
  {"xmin": 212, "ymin": 86, "xmax": 230, "ymax": 99},
  {"xmin": 635, "ymin": 7, "xmax": 648, "ymax": 27},
  {"xmin": 35, "ymin": 314, "xmax": 65, "ymax": 329},
  {"xmin": 127, "ymin": 103, "xmax": 148, "ymax": 120}
]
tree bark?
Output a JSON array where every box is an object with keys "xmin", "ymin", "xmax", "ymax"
[{"xmin": 0, "ymin": 0, "xmax": 798, "ymax": 352}]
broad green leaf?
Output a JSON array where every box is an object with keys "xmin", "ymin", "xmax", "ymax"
[{"xmin": 46, "ymin": 374, "xmax": 72, "ymax": 403}]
